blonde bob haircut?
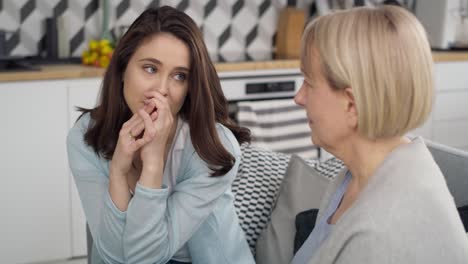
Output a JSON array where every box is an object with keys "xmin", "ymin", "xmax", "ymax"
[{"xmin": 301, "ymin": 5, "xmax": 434, "ymax": 139}]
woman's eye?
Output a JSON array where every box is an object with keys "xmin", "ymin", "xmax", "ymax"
[
  {"xmin": 174, "ymin": 73, "xmax": 187, "ymax": 81},
  {"xmin": 143, "ymin": 66, "xmax": 156, "ymax": 74},
  {"xmin": 304, "ymin": 79, "xmax": 313, "ymax": 88}
]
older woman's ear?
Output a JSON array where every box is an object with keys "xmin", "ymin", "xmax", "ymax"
[{"xmin": 343, "ymin": 87, "xmax": 358, "ymax": 129}]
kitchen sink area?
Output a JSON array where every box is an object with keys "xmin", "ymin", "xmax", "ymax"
[
  {"xmin": 0, "ymin": 56, "xmax": 85, "ymax": 73},
  {"xmin": 0, "ymin": 57, "xmax": 41, "ymax": 72}
]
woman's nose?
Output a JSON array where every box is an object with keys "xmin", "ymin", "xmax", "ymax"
[
  {"xmin": 294, "ymin": 85, "xmax": 306, "ymax": 107},
  {"xmin": 153, "ymin": 76, "xmax": 169, "ymax": 96}
]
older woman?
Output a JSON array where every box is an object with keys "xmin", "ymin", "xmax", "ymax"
[{"xmin": 292, "ymin": 5, "xmax": 468, "ymax": 264}]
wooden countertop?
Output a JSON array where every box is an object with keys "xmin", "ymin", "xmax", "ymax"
[{"xmin": 1, "ymin": 51, "xmax": 467, "ymax": 82}]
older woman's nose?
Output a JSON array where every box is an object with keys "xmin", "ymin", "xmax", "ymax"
[{"xmin": 294, "ymin": 84, "xmax": 306, "ymax": 107}]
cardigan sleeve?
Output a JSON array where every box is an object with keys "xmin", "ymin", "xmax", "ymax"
[{"xmin": 67, "ymin": 116, "xmax": 127, "ymax": 264}]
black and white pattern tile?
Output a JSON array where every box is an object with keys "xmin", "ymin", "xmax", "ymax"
[
  {"xmin": 0, "ymin": 0, "xmax": 416, "ymax": 60},
  {"xmin": 0, "ymin": 0, "xmax": 288, "ymax": 61}
]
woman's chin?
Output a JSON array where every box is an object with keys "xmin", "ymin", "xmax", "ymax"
[{"xmin": 310, "ymin": 134, "xmax": 320, "ymax": 146}]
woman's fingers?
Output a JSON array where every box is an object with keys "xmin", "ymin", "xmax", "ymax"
[
  {"xmin": 124, "ymin": 100, "xmax": 158, "ymax": 138},
  {"xmin": 122, "ymin": 91, "xmax": 169, "ymax": 149},
  {"xmin": 121, "ymin": 111, "xmax": 141, "ymax": 133},
  {"xmin": 143, "ymin": 100, "xmax": 158, "ymax": 122},
  {"xmin": 150, "ymin": 110, "xmax": 158, "ymax": 120},
  {"xmin": 129, "ymin": 121, "xmax": 145, "ymax": 139},
  {"xmin": 144, "ymin": 91, "xmax": 171, "ymax": 113},
  {"xmin": 140, "ymin": 108, "xmax": 157, "ymax": 140},
  {"xmin": 119, "ymin": 113, "xmax": 143, "ymax": 141},
  {"xmin": 112, "ymin": 100, "xmax": 160, "ymax": 174},
  {"xmin": 131, "ymin": 109, "xmax": 157, "ymax": 148},
  {"xmin": 145, "ymin": 99, "xmax": 171, "ymax": 124},
  {"xmin": 145, "ymin": 92, "xmax": 169, "ymax": 107},
  {"xmin": 144, "ymin": 99, "xmax": 157, "ymax": 114}
]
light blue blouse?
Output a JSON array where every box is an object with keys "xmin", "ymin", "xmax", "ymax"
[
  {"xmin": 291, "ymin": 171, "xmax": 352, "ymax": 264},
  {"xmin": 67, "ymin": 113, "xmax": 254, "ymax": 264}
]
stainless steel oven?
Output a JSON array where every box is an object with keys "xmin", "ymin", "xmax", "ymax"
[{"xmin": 219, "ymin": 69, "xmax": 325, "ymax": 160}]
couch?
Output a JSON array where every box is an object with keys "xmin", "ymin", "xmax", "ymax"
[{"xmin": 86, "ymin": 139, "xmax": 468, "ymax": 263}]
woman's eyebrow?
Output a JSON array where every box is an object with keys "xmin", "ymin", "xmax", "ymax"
[
  {"xmin": 138, "ymin": 57, "xmax": 162, "ymax": 65},
  {"xmin": 173, "ymin": 66, "xmax": 190, "ymax": 72},
  {"xmin": 138, "ymin": 57, "xmax": 189, "ymax": 72}
]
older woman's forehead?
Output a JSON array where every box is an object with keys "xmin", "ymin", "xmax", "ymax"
[{"xmin": 302, "ymin": 53, "xmax": 323, "ymax": 77}]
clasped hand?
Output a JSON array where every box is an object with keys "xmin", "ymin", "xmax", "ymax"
[{"xmin": 111, "ymin": 91, "xmax": 174, "ymax": 176}]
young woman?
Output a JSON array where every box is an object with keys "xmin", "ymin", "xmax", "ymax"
[
  {"xmin": 292, "ymin": 5, "xmax": 468, "ymax": 264},
  {"xmin": 67, "ymin": 6, "xmax": 254, "ymax": 264}
]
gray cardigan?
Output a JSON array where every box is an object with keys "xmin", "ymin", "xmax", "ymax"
[{"xmin": 308, "ymin": 137, "xmax": 468, "ymax": 264}]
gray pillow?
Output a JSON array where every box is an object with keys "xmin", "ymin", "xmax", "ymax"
[
  {"xmin": 425, "ymin": 139, "xmax": 468, "ymax": 207},
  {"xmin": 255, "ymin": 155, "xmax": 332, "ymax": 264}
]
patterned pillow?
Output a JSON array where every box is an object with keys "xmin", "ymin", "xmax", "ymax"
[
  {"xmin": 232, "ymin": 144, "xmax": 345, "ymax": 254},
  {"xmin": 232, "ymin": 145, "xmax": 292, "ymax": 253},
  {"xmin": 314, "ymin": 157, "xmax": 345, "ymax": 179}
]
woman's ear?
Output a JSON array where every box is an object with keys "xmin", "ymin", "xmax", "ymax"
[{"xmin": 343, "ymin": 87, "xmax": 358, "ymax": 129}]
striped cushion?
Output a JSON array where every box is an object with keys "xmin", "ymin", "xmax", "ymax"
[{"xmin": 237, "ymin": 99, "xmax": 319, "ymax": 160}]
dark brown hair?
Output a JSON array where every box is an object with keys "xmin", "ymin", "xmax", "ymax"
[{"xmin": 79, "ymin": 6, "xmax": 250, "ymax": 176}]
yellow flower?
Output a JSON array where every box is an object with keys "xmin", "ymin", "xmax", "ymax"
[
  {"xmin": 100, "ymin": 45, "xmax": 113, "ymax": 56},
  {"xmin": 88, "ymin": 40, "xmax": 99, "ymax": 52},
  {"xmin": 99, "ymin": 55, "xmax": 110, "ymax": 68},
  {"xmin": 99, "ymin": 39, "xmax": 111, "ymax": 49}
]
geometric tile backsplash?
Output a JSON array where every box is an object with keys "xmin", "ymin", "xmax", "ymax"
[
  {"xmin": 0, "ymin": 0, "xmax": 288, "ymax": 62},
  {"xmin": 0, "ymin": 0, "xmax": 414, "ymax": 62}
]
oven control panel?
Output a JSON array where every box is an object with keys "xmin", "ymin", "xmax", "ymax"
[
  {"xmin": 246, "ymin": 81, "xmax": 295, "ymax": 94},
  {"xmin": 219, "ymin": 68, "xmax": 302, "ymax": 102}
]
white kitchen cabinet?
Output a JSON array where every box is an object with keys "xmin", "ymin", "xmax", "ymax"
[
  {"xmin": 434, "ymin": 91, "xmax": 468, "ymax": 121},
  {"xmin": 0, "ymin": 77, "xmax": 102, "ymax": 263},
  {"xmin": 0, "ymin": 80, "xmax": 71, "ymax": 263},
  {"xmin": 431, "ymin": 62, "xmax": 468, "ymax": 150},
  {"xmin": 410, "ymin": 62, "xmax": 468, "ymax": 150},
  {"xmin": 433, "ymin": 120, "xmax": 468, "ymax": 149},
  {"xmin": 434, "ymin": 61, "xmax": 468, "ymax": 91},
  {"xmin": 67, "ymin": 78, "xmax": 102, "ymax": 258}
]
